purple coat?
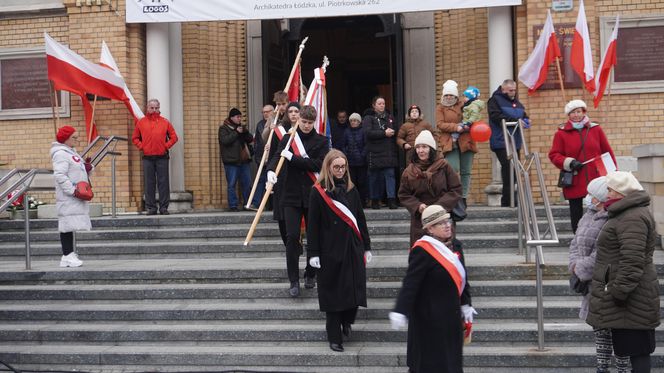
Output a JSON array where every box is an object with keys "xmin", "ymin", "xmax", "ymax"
[{"xmin": 568, "ymin": 207, "xmax": 608, "ymax": 320}]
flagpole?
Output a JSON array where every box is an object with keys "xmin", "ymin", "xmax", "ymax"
[
  {"xmin": 554, "ymin": 57, "xmax": 567, "ymax": 102},
  {"xmin": 88, "ymin": 94, "xmax": 98, "ymax": 144},
  {"xmin": 245, "ymin": 36, "xmax": 309, "ymax": 210},
  {"xmin": 49, "ymin": 80, "xmax": 59, "ymax": 134}
]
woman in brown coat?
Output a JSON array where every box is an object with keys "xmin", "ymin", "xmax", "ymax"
[
  {"xmin": 435, "ymin": 80, "xmax": 478, "ymax": 203},
  {"xmin": 397, "ymin": 104, "xmax": 433, "ymax": 162},
  {"xmin": 398, "ymin": 130, "xmax": 462, "ymax": 245}
]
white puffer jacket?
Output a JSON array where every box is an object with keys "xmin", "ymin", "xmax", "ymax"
[{"xmin": 50, "ymin": 142, "xmax": 91, "ymax": 233}]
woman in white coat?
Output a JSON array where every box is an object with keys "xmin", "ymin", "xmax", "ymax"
[{"xmin": 50, "ymin": 126, "xmax": 92, "ymax": 267}]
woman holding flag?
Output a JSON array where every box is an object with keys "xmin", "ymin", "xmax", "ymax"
[
  {"xmin": 389, "ymin": 205, "xmax": 474, "ymax": 373},
  {"xmin": 307, "ymin": 149, "xmax": 372, "ymax": 352}
]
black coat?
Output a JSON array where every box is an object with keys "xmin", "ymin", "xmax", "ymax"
[
  {"xmin": 218, "ymin": 119, "xmax": 253, "ymax": 165},
  {"xmin": 253, "ymin": 119, "xmax": 267, "ymax": 165},
  {"xmin": 363, "ymin": 112, "xmax": 398, "ymax": 169},
  {"xmin": 394, "ymin": 238, "xmax": 471, "ymax": 373},
  {"xmin": 267, "ymin": 128, "xmax": 329, "ymax": 208},
  {"xmin": 307, "ymin": 184, "xmax": 371, "ymax": 311},
  {"xmin": 343, "ymin": 126, "xmax": 367, "ymax": 167},
  {"xmin": 267, "ymin": 124, "xmax": 289, "ymax": 221}
]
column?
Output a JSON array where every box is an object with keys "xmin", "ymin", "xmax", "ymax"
[{"xmin": 402, "ymin": 12, "xmax": 436, "ymax": 123}]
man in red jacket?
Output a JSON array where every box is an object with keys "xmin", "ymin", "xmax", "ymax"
[{"xmin": 132, "ymin": 99, "xmax": 179, "ymax": 215}]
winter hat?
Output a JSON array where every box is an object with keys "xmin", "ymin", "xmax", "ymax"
[
  {"xmin": 349, "ymin": 113, "xmax": 362, "ymax": 122},
  {"xmin": 56, "ymin": 126, "xmax": 76, "ymax": 143},
  {"xmin": 414, "ymin": 130, "xmax": 437, "ymax": 150},
  {"xmin": 286, "ymin": 101, "xmax": 301, "ymax": 112},
  {"xmin": 442, "ymin": 80, "xmax": 459, "ymax": 97},
  {"xmin": 564, "ymin": 99, "xmax": 587, "ymax": 115},
  {"xmin": 586, "ymin": 176, "xmax": 608, "ymax": 202},
  {"xmin": 228, "ymin": 108, "xmax": 242, "ymax": 118},
  {"xmin": 421, "ymin": 205, "xmax": 451, "ymax": 229},
  {"xmin": 463, "ymin": 86, "xmax": 480, "ymax": 100},
  {"xmin": 408, "ymin": 104, "xmax": 421, "ymax": 117},
  {"xmin": 606, "ymin": 171, "xmax": 643, "ymax": 196}
]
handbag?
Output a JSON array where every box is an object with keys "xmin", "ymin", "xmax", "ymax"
[
  {"xmin": 74, "ymin": 181, "xmax": 94, "ymax": 201},
  {"xmin": 451, "ymin": 198, "xmax": 467, "ymax": 222},
  {"xmin": 557, "ymin": 170, "xmax": 574, "ymax": 188},
  {"xmin": 569, "ymin": 273, "xmax": 590, "ymax": 296}
]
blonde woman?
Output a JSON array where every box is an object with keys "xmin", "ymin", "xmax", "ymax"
[{"xmin": 307, "ymin": 149, "xmax": 372, "ymax": 352}]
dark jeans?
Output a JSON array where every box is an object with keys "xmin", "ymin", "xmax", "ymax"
[
  {"xmin": 326, "ymin": 307, "xmax": 358, "ymax": 344},
  {"xmin": 283, "ymin": 206, "xmax": 316, "ymax": 283},
  {"xmin": 569, "ymin": 197, "xmax": 583, "ymax": 234},
  {"xmin": 349, "ymin": 165, "xmax": 368, "ymax": 203},
  {"xmin": 223, "ymin": 163, "xmax": 251, "ymax": 209},
  {"xmin": 60, "ymin": 232, "xmax": 73, "ymax": 255},
  {"xmin": 493, "ymin": 148, "xmax": 520, "ymax": 207},
  {"xmin": 251, "ymin": 167, "xmax": 267, "ymax": 207},
  {"xmin": 369, "ymin": 167, "xmax": 396, "ymax": 200},
  {"xmin": 143, "ymin": 156, "xmax": 170, "ymax": 213}
]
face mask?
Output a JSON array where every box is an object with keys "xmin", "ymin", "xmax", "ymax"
[{"xmin": 572, "ymin": 122, "xmax": 584, "ymax": 130}]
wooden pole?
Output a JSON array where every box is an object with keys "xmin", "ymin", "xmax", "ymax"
[
  {"xmin": 245, "ymin": 37, "xmax": 309, "ymax": 209},
  {"xmin": 88, "ymin": 94, "xmax": 98, "ymax": 144},
  {"xmin": 49, "ymin": 81, "xmax": 60, "ymax": 133},
  {"xmin": 554, "ymin": 57, "xmax": 567, "ymax": 102}
]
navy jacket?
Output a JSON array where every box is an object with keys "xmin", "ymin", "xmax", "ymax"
[{"xmin": 487, "ymin": 86, "xmax": 528, "ymax": 151}]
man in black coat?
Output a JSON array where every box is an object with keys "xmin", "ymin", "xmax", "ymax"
[
  {"xmin": 267, "ymin": 105, "xmax": 330, "ymax": 297},
  {"xmin": 250, "ymin": 104, "xmax": 274, "ymax": 208}
]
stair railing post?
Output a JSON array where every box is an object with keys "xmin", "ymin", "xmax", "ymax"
[
  {"xmin": 536, "ymin": 245, "xmax": 545, "ymax": 350},
  {"xmin": 24, "ymin": 192, "xmax": 31, "ymax": 270},
  {"xmin": 111, "ymin": 154, "xmax": 117, "ymax": 218}
]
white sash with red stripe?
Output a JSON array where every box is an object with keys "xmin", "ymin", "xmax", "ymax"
[
  {"xmin": 288, "ymin": 131, "xmax": 318, "ymax": 183},
  {"xmin": 275, "ymin": 125, "xmax": 287, "ymax": 140},
  {"xmin": 415, "ymin": 235, "xmax": 466, "ymax": 296},
  {"xmin": 314, "ymin": 183, "xmax": 363, "ymax": 242}
]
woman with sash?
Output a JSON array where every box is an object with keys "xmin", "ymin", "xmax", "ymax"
[
  {"xmin": 307, "ymin": 149, "xmax": 372, "ymax": 352},
  {"xmin": 390, "ymin": 205, "xmax": 475, "ymax": 373}
]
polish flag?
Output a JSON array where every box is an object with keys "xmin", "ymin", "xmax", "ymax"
[
  {"xmin": 304, "ymin": 66, "xmax": 329, "ymax": 139},
  {"xmin": 287, "ymin": 62, "xmax": 301, "ymax": 103},
  {"xmin": 45, "ymin": 33, "xmax": 128, "ymax": 142},
  {"xmin": 518, "ymin": 11, "xmax": 561, "ymax": 94},
  {"xmin": 570, "ymin": 0, "xmax": 595, "ymax": 93},
  {"xmin": 100, "ymin": 41, "xmax": 144, "ymax": 122},
  {"xmin": 584, "ymin": 152, "xmax": 617, "ymax": 176},
  {"xmin": 593, "ymin": 16, "xmax": 619, "ymax": 108}
]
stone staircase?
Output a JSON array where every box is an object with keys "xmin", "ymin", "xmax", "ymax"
[{"xmin": 0, "ymin": 206, "xmax": 662, "ymax": 372}]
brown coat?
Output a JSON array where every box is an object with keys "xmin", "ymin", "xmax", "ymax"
[
  {"xmin": 397, "ymin": 118, "xmax": 433, "ymax": 160},
  {"xmin": 435, "ymin": 102, "xmax": 478, "ymax": 154},
  {"xmin": 398, "ymin": 158, "xmax": 462, "ymax": 245}
]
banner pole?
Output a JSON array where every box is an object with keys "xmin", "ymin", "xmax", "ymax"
[
  {"xmin": 555, "ymin": 57, "xmax": 567, "ymax": 102},
  {"xmin": 49, "ymin": 80, "xmax": 59, "ymax": 134},
  {"xmin": 88, "ymin": 94, "xmax": 98, "ymax": 144}
]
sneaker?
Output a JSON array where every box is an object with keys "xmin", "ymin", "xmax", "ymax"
[
  {"xmin": 289, "ymin": 281, "xmax": 300, "ymax": 297},
  {"xmin": 60, "ymin": 252, "xmax": 82, "ymax": 268},
  {"xmin": 304, "ymin": 276, "xmax": 315, "ymax": 289}
]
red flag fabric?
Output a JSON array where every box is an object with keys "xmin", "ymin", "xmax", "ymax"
[
  {"xmin": 593, "ymin": 16, "xmax": 619, "ymax": 108},
  {"xmin": 518, "ymin": 11, "xmax": 561, "ymax": 94},
  {"xmin": 288, "ymin": 62, "xmax": 301, "ymax": 102},
  {"xmin": 570, "ymin": 0, "xmax": 595, "ymax": 93},
  {"xmin": 45, "ymin": 33, "xmax": 129, "ymax": 142}
]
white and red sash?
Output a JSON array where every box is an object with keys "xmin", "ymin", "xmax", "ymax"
[
  {"xmin": 274, "ymin": 126, "xmax": 287, "ymax": 141},
  {"xmin": 314, "ymin": 183, "xmax": 363, "ymax": 242},
  {"xmin": 287, "ymin": 131, "xmax": 318, "ymax": 183},
  {"xmin": 413, "ymin": 235, "xmax": 466, "ymax": 296}
]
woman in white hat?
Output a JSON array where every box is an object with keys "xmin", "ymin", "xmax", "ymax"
[
  {"xmin": 569, "ymin": 176, "xmax": 630, "ymax": 372},
  {"xmin": 587, "ymin": 171, "xmax": 659, "ymax": 372},
  {"xmin": 390, "ymin": 205, "xmax": 474, "ymax": 373},
  {"xmin": 398, "ymin": 130, "xmax": 462, "ymax": 245},
  {"xmin": 549, "ymin": 99, "xmax": 616, "ymax": 233}
]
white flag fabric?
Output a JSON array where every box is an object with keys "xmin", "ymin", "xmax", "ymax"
[
  {"xmin": 303, "ymin": 67, "xmax": 329, "ymax": 139},
  {"xmin": 517, "ymin": 11, "xmax": 561, "ymax": 93},
  {"xmin": 100, "ymin": 41, "xmax": 144, "ymax": 121}
]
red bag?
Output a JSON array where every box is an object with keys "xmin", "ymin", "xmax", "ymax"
[{"xmin": 74, "ymin": 181, "xmax": 94, "ymax": 201}]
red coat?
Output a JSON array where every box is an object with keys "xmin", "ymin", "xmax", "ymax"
[
  {"xmin": 132, "ymin": 115, "xmax": 178, "ymax": 156},
  {"xmin": 548, "ymin": 122, "xmax": 615, "ymax": 200}
]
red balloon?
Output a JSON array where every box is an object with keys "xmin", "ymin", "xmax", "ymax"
[{"xmin": 470, "ymin": 121, "xmax": 491, "ymax": 142}]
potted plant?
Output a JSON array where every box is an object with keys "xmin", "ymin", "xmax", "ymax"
[{"xmin": 7, "ymin": 192, "xmax": 44, "ymax": 220}]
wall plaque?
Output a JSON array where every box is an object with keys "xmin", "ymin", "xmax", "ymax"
[
  {"xmin": 614, "ymin": 26, "xmax": 664, "ymax": 82},
  {"xmin": 532, "ymin": 22, "xmax": 582, "ymax": 90},
  {"xmin": 1, "ymin": 57, "xmax": 52, "ymax": 110}
]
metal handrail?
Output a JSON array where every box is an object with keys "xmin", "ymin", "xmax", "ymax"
[
  {"xmin": 502, "ymin": 119, "xmax": 560, "ymax": 351},
  {"xmin": 81, "ymin": 135, "xmax": 128, "ymax": 167}
]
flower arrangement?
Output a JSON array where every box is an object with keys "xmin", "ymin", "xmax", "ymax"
[{"xmin": 6, "ymin": 191, "xmax": 44, "ymax": 211}]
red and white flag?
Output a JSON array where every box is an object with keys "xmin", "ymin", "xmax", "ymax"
[
  {"xmin": 518, "ymin": 11, "xmax": 561, "ymax": 94},
  {"xmin": 570, "ymin": 0, "xmax": 595, "ymax": 93},
  {"xmin": 100, "ymin": 41, "xmax": 144, "ymax": 122},
  {"xmin": 303, "ymin": 66, "xmax": 329, "ymax": 138},
  {"xmin": 287, "ymin": 62, "xmax": 301, "ymax": 103},
  {"xmin": 45, "ymin": 33, "xmax": 128, "ymax": 142},
  {"xmin": 593, "ymin": 16, "xmax": 619, "ymax": 108},
  {"xmin": 590, "ymin": 152, "xmax": 617, "ymax": 176}
]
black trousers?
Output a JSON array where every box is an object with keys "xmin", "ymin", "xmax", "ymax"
[
  {"xmin": 60, "ymin": 232, "xmax": 73, "ymax": 256},
  {"xmin": 569, "ymin": 197, "xmax": 584, "ymax": 234},
  {"xmin": 143, "ymin": 156, "xmax": 170, "ymax": 213},
  {"xmin": 277, "ymin": 219, "xmax": 287, "ymax": 246},
  {"xmin": 283, "ymin": 206, "xmax": 316, "ymax": 283},
  {"xmin": 493, "ymin": 148, "xmax": 520, "ymax": 207},
  {"xmin": 349, "ymin": 165, "xmax": 368, "ymax": 203},
  {"xmin": 325, "ymin": 307, "xmax": 358, "ymax": 344}
]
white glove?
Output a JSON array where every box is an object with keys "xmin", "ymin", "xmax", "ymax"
[
  {"xmin": 389, "ymin": 312, "xmax": 407, "ymax": 330},
  {"xmin": 461, "ymin": 305, "xmax": 477, "ymax": 323},
  {"xmin": 364, "ymin": 251, "xmax": 372, "ymax": 263},
  {"xmin": 309, "ymin": 256, "xmax": 321, "ymax": 268},
  {"xmin": 281, "ymin": 149, "xmax": 293, "ymax": 161},
  {"xmin": 267, "ymin": 171, "xmax": 278, "ymax": 184}
]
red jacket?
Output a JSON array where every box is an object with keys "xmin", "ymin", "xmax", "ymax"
[
  {"xmin": 548, "ymin": 122, "xmax": 615, "ymax": 200},
  {"xmin": 132, "ymin": 115, "xmax": 178, "ymax": 156}
]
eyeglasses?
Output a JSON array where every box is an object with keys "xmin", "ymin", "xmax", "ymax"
[
  {"xmin": 332, "ymin": 165, "xmax": 346, "ymax": 171},
  {"xmin": 435, "ymin": 219, "xmax": 452, "ymax": 227}
]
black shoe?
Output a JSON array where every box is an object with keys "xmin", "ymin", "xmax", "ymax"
[
  {"xmin": 304, "ymin": 276, "xmax": 315, "ymax": 289},
  {"xmin": 329, "ymin": 343, "xmax": 344, "ymax": 352},
  {"xmin": 159, "ymin": 210, "xmax": 170, "ymax": 215},
  {"xmin": 146, "ymin": 210, "xmax": 157, "ymax": 215},
  {"xmin": 371, "ymin": 200, "xmax": 380, "ymax": 210},
  {"xmin": 229, "ymin": 207, "xmax": 239, "ymax": 212},
  {"xmin": 342, "ymin": 323, "xmax": 352, "ymax": 339},
  {"xmin": 289, "ymin": 282, "xmax": 300, "ymax": 297},
  {"xmin": 388, "ymin": 198, "xmax": 398, "ymax": 209}
]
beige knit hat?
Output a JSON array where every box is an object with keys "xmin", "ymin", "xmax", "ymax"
[
  {"xmin": 586, "ymin": 176, "xmax": 608, "ymax": 202},
  {"xmin": 564, "ymin": 99, "xmax": 587, "ymax": 115},
  {"xmin": 414, "ymin": 130, "xmax": 437, "ymax": 150},
  {"xmin": 349, "ymin": 112, "xmax": 362, "ymax": 122},
  {"xmin": 421, "ymin": 205, "xmax": 450, "ymax": 229},
  {"xmin": 606, "ymin": 171, "xmax": 643, "ymax": 196},
  {"xmin": 442, "ymin": 80, "xmax": 459, "ymax": 97}
]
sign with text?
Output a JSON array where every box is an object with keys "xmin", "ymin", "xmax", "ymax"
[
  {"xmin": 126, "ymin": 0, "xmax": 521, "ymax": 23},
  {"xmin": 614, "ymin": 25, "xmax": 664, "ymax": 82},
  {"xmin": 532, "ymin": 22, "xmax": 582, "ymax": 90},
  {"xmin": 1, "ymin": 57, "xmax": 52, "ymax": 110}
]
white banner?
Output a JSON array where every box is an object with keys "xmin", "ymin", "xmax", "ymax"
[{"xmin": 126, "ymin": 0, "xmax": 521, "ymax": 23}]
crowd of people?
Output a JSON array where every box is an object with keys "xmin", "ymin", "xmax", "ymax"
[{"xmin": 48, "ymin": 81, "xmax": 659, "ymax": 372}]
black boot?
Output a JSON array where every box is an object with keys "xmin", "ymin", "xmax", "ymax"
[
  {"xmin": 371, "ymin": 200, "xmax": 380, "ymax": 210},
  {"xmin": 388, "ymin": 198, "xmax": 398, "ymax": 209}
]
